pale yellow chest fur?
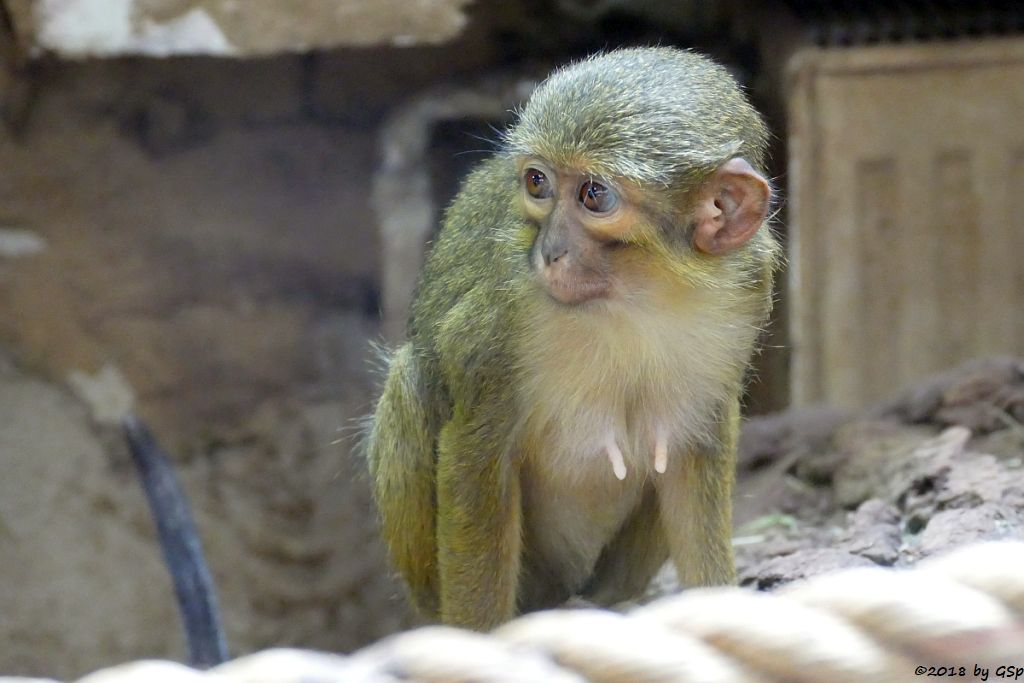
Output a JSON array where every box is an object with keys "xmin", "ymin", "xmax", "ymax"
[{"xmin": 514, "ymin": 281, "xmax": 761, "ymax": 589}]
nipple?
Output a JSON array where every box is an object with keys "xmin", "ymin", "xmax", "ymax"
[
  {"xmin": 604, "ymin": 433, "xmax": 627, "ymax": 481},
  {"xmin": 654, "ymin": 425, "xmax": 668, "ymax": 474}
]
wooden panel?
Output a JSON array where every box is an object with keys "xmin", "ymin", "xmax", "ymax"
[
  {"xmin": 856, "ymin": 157, "xmax": 900, "ymax": 400},
  {"xmin": 788, "ymin": 39, "xmax": 1024, "ymax": 406},
  {"xmin": 1009, "ymin": 147, "xmax": 1024, "ymax": 345}
]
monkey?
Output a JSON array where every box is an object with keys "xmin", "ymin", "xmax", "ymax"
[{"xmin": 366, "ymin": 47, "xmax": 780, "ymax": 631}]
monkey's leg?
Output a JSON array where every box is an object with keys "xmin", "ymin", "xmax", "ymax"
[
  {"xmin": 656, "ymin": 402, "xmax": 740, "ymax": 587},
  {"xmin": 581, "ymin": 485, "xmax": 668, "ymax": 605},
  {"xmin": 436, "ymin": 412, "xmax": 522, "ymax": 630},
  {"xmin": 367, "ymin": 344, "xmax": 440, "ymax": 617}
]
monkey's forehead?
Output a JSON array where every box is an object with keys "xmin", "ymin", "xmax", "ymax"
[{"xmin": 504, "ymin": 47, "xmax": 767, "ymax": 184}]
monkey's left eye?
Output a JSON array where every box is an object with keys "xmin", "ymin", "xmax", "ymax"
[
  {"xmin": 524, "ymin": 168, "xmax": 553, "ymax": 199},
  {"xmin": 579, "ymin": 181, "xmax": 618, "ymax": 214}
]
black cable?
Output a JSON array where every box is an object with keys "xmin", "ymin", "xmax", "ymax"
[{"xmin": 123, "ymin": 414, "xmax": 228, "ymax": 668}]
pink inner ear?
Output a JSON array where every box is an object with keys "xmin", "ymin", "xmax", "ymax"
[{"xmin": 693, "ymin": 158, "xmax": 770, "ymax": 256}]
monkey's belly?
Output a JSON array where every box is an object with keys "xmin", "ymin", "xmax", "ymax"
[{"xmin": 519, "ymin": 458, "xmax": 645, "ymax": 604}]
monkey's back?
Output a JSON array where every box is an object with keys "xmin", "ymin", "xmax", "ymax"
[
  {"xmin": 368, "ymin": 155, "xmax": 533, "ymax": 619},
  {"xmin": 407, "ymin": 156, "xmax": 531, "ymax": 407}
]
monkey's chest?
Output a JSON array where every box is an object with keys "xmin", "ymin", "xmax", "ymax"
[
  {"xmin": 513, "ymin": 294, "xmax": 754, "ymax": 597},
  {"xmin": 515, "ymin": 377, "xmax": 713, "ymax": 598}
]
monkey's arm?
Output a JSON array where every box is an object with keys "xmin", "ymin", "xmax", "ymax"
[
  {"xmin": 655, "ymin": 398, "xmax": 740, "ymax": 587},
  {"xmin": 367, "ymin": 344, "xmax": 441, "ymax": 618},
  {"xmin": 436, "ymin": 407, "xmax": 522, "ymax": 629},
  {"xmin": 428, "ymin": 278, "xmax": 524, "ymax": 629}
]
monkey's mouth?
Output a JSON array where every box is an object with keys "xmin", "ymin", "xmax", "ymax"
[{"xmin": 543, "ymin": 273, "xmax": 611, "ymax": 305}]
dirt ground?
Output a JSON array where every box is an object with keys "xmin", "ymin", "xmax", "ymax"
[{"xmin": 729, "ymin": 356, "xmax": 1024, "ymax": 590}]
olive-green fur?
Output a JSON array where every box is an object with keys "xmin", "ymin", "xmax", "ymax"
[
  {"xmin": 368, "ymin": 160, "xmax": 530, "ymax": 627},
  {"xmin": 505, "ymin": 48, "xmax": 770, "ymax": 186}
]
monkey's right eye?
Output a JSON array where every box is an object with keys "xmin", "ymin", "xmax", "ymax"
[{"xmin": 524, "ymin": 168, "xmax": 553, "ymax": 199}]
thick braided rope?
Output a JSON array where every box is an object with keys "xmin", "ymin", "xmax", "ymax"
[{"xmin": 7, "ymin": 541, "xmax": 1024, "ymax": 683}]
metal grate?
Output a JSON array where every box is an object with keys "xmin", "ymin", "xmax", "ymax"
[{"xmin": 780, "ymin": 0, "xmax": 1024, "ymax": 46}]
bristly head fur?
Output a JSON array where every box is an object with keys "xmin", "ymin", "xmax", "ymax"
[{"xmin": 504, "ymin": 48, "xmax": 769, "ymax": 188}]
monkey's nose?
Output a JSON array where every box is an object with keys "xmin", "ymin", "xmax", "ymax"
[{"xmin": 543, "ymin": 246, "xmax": 569, "ymax": 266}]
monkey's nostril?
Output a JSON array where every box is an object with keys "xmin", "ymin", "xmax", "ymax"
[{"xmin": 545, "ymin": 248, "xmax": 568, "ymax": 266}]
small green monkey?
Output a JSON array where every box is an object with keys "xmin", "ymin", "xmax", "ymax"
[{"xmin": 367, "ymin": 47, "xmax": 779, "ymax": 630}]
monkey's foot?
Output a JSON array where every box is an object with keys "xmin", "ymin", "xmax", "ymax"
[
  {"xmin": 654, "ymin": 426, "xmax": 668, "ymax": 474},
  {"xmin": 604, "ymin": 434, "xmax": 627, "ymax": 480}
]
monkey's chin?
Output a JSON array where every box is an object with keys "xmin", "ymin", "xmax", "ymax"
[{"xmin": 543, "ymin": 277, "xmax": 611, "ymax": 305}]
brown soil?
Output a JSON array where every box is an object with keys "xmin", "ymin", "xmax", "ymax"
[{"xmin": 731, "ymin": 356, "xmax": 1024, "ymax": 589}]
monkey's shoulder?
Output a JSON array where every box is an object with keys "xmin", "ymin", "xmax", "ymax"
[
  {"xmin": 407, "ymin": 156, "xmax": 526, "ymax": 406},
  {"xmin": 411, "ymin": 156, "xmax": 521, "ymax": 323},
  {"xmin": 446, "ymin": 156, "xmax": 520, "ymax": 231}
]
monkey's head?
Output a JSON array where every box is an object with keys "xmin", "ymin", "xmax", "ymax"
[{"xmin": 504, "ymin": 47, "xmax": 773, "ymax": 306}]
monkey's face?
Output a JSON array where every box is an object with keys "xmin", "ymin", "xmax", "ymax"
[
  {"xmin": 517, "ymin": 157, "xmax": 653, "ymax": 306},
  {"xmin": 516, "ymin": 155, "xmax": 771, "ymax": 306}
]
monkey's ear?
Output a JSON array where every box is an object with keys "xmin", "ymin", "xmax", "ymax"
[{"xmin": 692, "ymin": 157, "xmax": 770, "ymax": 255}]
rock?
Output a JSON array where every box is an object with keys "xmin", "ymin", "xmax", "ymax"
[
  {"xmin": 738, "ymin": 406, "xmax": 849, "ymax": 474},
  {"xmin": 66, "ymin": 363, "xmax": 135, "ymax": 425},
  {"xmin": 832, "ymin": 420, "xmax": 937, "ymax": 508},
  {"xmin": 877, "ymin": 356, "xmax": 1024, "ymax": 430},
  {"xmin": 0, "ymin": 355, "xmax": 184, "ymax": 677},
  {"xmin": 743, "ymin": 549, "xmax": 876, "ymax": 590},
  {"xmin": 835, "ymin": 499, "xmax": 901, "ymax": 565},
  {"xmin": 937, "ymin": 363, "xmax": 1024, "ymax": 432},
  {"xmin": 13, "ymin": 0, "xmax": 474, "ymax": 58},
  {"xmin": 0, "ymin": 228, "xmax": 47, "ymax": 257},
  {"xmin": 737, "ymin": 362, "xmax": 1024, "ymax": 588},
  {"xmin": 915, "ymin": 505, "xmax": 1024, "ymax": 559}
]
